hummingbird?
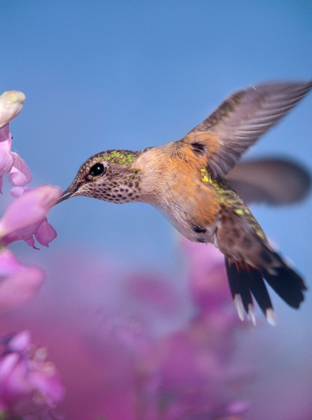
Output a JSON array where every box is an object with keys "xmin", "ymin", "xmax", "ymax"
[{"xmin": 59, "ymin": 81, "xmax": 312, "ymax": 325}]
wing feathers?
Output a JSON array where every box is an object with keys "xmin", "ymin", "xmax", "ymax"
[{"xmin": 182, "ymin": 81, "xmax": 312, "ymax": 177}]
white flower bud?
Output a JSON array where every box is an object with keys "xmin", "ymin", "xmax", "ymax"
[{"xmin": 0, "ymin": 90, "xmax": 26, "ymax": 128}]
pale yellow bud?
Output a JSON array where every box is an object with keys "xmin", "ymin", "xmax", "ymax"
[{"xmin": 0, "ymin": 90, "xmax": 26, "ymax": 128}]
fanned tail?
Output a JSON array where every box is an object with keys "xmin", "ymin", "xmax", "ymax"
[{"xmin": 225, "ymin": 252, "xmax": 307, "ymax": 325}]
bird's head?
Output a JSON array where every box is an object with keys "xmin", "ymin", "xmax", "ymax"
[{"xmin": 58, "ymin": 149, "xmax": 144, "ymax": 204}]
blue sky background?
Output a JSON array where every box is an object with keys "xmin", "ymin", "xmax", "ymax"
[{"xmin": 1, "ymin": 1, "xmax": 312, "ymax": 418}]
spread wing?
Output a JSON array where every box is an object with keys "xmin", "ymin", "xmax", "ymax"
[
  {"xmin": 226, "ymin": 158, "xmax": 311, "ymax": 205},
  {"xmin": 181, "ymin": 81, "xmax": 312, "ymax": 178}
]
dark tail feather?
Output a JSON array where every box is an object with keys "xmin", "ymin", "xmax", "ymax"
[
  {"xmin": 262, "ymin": 249, "xmax": 307, "ymax": 309},
  {"xmin": 263, "ymin": 265, "xmax": 307, "ymax": 309},
  {"xmin": 247, "ymin": 267, "xmax": 274, "ymax": 320},
  {"xmin": 225, "ymin": 254, "xmax": 307, "ymax": 325},
  {"xmin": 225, "ymin": 258, "xmax": 274, "ymax": 324},
  {"xmin": 225, "ymin": 258, "xmax": 255, "ymax": 322}
]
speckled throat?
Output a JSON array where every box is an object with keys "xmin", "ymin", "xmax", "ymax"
[{"xmin": 79, "ymin": 149, "xmax": 143, "ymax": 204}]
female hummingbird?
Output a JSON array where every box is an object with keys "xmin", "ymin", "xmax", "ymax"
[{"xmin": 59, "ymin": 81, "xmax": 312, "ymax": 325}]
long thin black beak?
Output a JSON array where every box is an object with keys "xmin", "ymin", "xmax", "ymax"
[{"xmin": 56, "ymin": 183, "xmax": 81, "ymax": 204}]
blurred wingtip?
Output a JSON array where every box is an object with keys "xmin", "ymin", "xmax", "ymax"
[
  {"xmin": 273, "ymin": 156, "xmax": 312, "ymax": 203},
  {"xmin": 227, "ymin": 157, "xmax": 312, "ymax": 205}
]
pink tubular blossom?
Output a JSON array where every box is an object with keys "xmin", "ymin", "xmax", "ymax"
[
  {"xmin": 0, "ymin": 185, "xmax": 61, "ymax": 239},
  {"xmin": 0, "ymin": 249, "xmax": 45, "ymax": 314},
  {"xmin": 0, "ymin": 331, "xmax": 65, "ymax": 419},
  {"xmin": 2, "ymin": 186, "xmax": 60, "ymax": 248}
]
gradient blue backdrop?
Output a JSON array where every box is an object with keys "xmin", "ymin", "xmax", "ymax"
[{"xmin": 1, "ymin": 1, "xmax": 312, "ymax": 419}]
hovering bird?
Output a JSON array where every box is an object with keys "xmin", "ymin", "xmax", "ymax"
[{"xmin": 59, "ymin": 81, "xmax": 312, "ymax": 324}]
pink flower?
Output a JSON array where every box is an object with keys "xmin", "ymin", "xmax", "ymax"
[
  {"xmin": 0, "ymin": 185, "xmax": 61, "ymax": 247},
  {"xmin": 0, "ymin": 331, "xmax": 65, "ymax": 419},
  {"xmin": 0, "ymin": 185, "xmax": 60, "ymax": 314},
  {"xmin": 0, "ymin": 90, "xmax": 32, "ymax": 192},
  {"xmin": 0, "ymin": 249, "xmax": 45, "ymax": 314}
]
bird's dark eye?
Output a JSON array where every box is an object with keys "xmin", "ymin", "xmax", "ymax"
[{"xmin": 89, "ymin": 163, "xmax": 106, "ymax": 177}]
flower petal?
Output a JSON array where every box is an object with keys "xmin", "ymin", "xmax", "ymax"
[
  {"xmin": 0, "ymin": 185, "xmax": 61, "ymax": 238},
  {"xmin": 0, "ymin": 265, "xmax": 45, "ymax": 314},
  {"xmin": 10, "ymin": 186, "xmax": 28, "ymax": 198},
  {"xmin": 0, "ymin": 248, "xmax": 23, "ymax": 275},
  {"xmin": 24, "ymin": 235, "xmax": 39, "ymax": 250},
  {"xmin": 0, "ymin": 148, "xmax": 13, "ymax": 176},
  {"xmin": 7, "ymin": 330, "xmax": 31, "ymax": 352},
  {"xmin": 8, "ymin": 152, "xmax": 32, "ymax": 186},
  {"xmin": 1, "ymin": 222, "xmax": 40, "ymax": 247},
  {"xmin": 0, "ymin": 91, "xmax": 26, "ymax": 128},
  {"xmin": 0, "ymin": 124, "xmax": 12, "ymax": 145},
  {"xmin": 35, "ymin": 219, "xmax": 57, "ymax": 247}
]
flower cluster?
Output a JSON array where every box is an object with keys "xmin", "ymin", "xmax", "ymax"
[
  {"xmin": 0, "ymin": 90, "xmax": 61, "ymax": 312},
  {"xmin": 0, "ymin": 90, "xmax": 64, "ymax": 418},
  {"xmin": 0, "ymin": 91, "xmax": 57, "ymax": 249},
  {"xmin": 0, "ymin": 331, "xmax": 65, "ymax": 419},
  {"xmin": 1, "ymin": 243, "xmax": 248, "ymax": 420}
]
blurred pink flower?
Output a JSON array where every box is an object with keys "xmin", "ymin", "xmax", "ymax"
[
  {"xmin": 0, "ymin": 246, "xmax": 249, "ymax": 420},
  {"xmin": 0, "ymin": 185, "xmax": 61, "ymax": 248},
  {"xmin": 180, "ymin": 238, "xmax": 232, "ymax": 312},
  {"xmin": 146, "ymin": 315, "xmax": 249, "ymax": 420},
  {"xmin": 0, "ymin": 91, "xmax": 32, "ymax": 192},
  {"xmin": 0, "ymin": 331, "xmax": 65, "ymax": 419},
  {"xmin": 0, "ymin": 249, "xmax": 45, "ymax": 314}
]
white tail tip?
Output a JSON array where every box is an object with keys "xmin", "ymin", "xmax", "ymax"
[
  {"xmin": 234, "ymin": 294, "xmax": 245, "ymax": 321},
  {"xmin": 248, "ymin": 304, "xmax": 257, "ymax": 326},
  {"xmin": 265, "ymin": 308, "xmax": 276, "ymax": 326}
]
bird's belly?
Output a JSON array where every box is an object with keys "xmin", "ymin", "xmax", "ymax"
[{"xmin": 155, "ymin": 202, "xmax": 216, "ymax": 244}]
